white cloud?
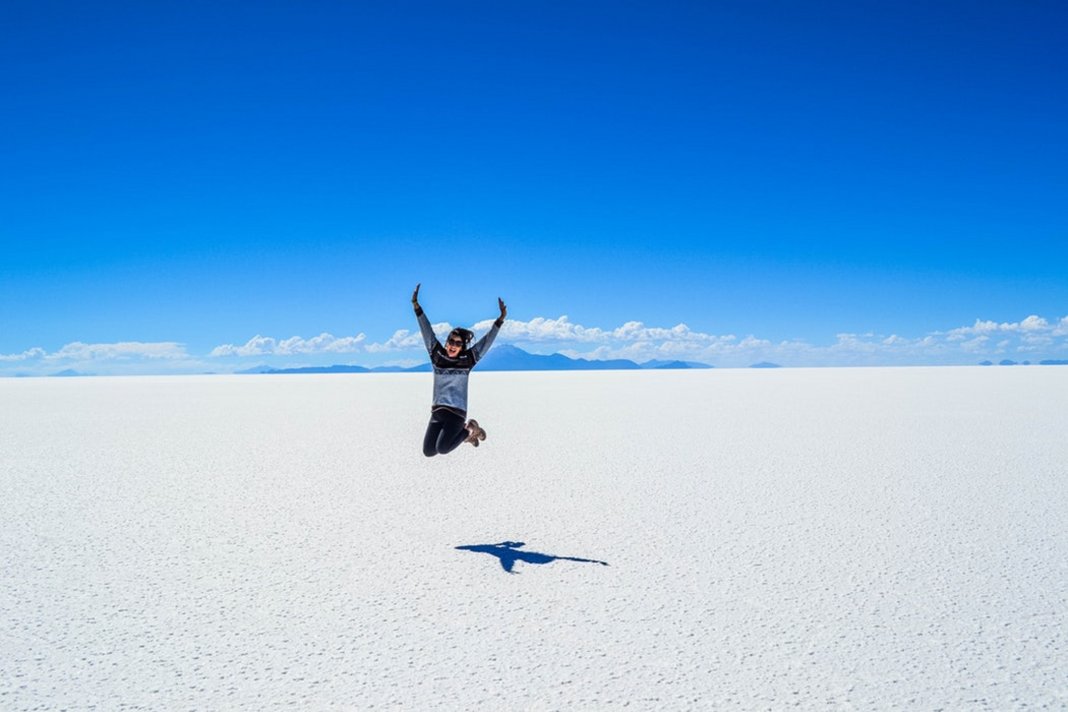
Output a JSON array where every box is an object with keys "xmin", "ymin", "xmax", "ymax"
[
  {"xmin": 46, "ymin": 341, "xmax": 188, "ymax": 361},
  {"xmin": 210, "ymin": 335, "xmax": 275, "ymax": 357},
  {"xmin": 947, "ymin": 315, "xmax": 1055, "ymax": 339},
  {"xmin": 476, "ymin": 315, "xmax": 738, "ymax": 350},
  {"xmin": 829, "ymin": 333, "xmax": 880, "ymax": 354},
  {"xmin": 211, "ymin": 332, "xmax": 367, "ymax": 357},
  {"xmin": 0, "ymin": 347, "xmax": 47, "ymax": 362},
  {"xmin": 470, "ymin": 315, "xmax": 608, "ymax": 343},
  {"xmin": 364, "ymin": 322, "xmax": 454, "ymax": 353},
  {"xmin": 277, "ymin": 332, "xmax": 366, "ymax": 355},
  {"xmin": 0, "ymin": 341, "xmax": 194, "ymax": 376},
  {"xmin": 211, "ymin": 322, "xmax": 459, "ymax": 359},
  {"xmin": 1017, "ymin": 315, "xmax": 1049, "ymax": 332},
  {"xmin": 946, "ymin": 319, "xmax": 999, "ymax": 339},
  {"xmin": 958, "ymin": 335, "xmax": 990, "ymax": 353}
]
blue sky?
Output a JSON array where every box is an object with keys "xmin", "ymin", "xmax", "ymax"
[{"xmin": 3, "ymin": 1, "xmax": 1066, "ymax": 374}]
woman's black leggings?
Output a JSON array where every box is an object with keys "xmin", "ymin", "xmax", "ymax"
[{"xmin": 422, "ymin": 409, "xmax": 468, "ymax": 457}]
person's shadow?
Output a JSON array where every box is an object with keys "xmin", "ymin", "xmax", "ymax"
[{"xmin": 455, "ymin": 540, "xmax": 609, "ymax": 574}]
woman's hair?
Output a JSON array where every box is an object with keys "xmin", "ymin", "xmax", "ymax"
[{"xmin": 449, "ymin": 328, "xmax": 475, "ymax": 347}]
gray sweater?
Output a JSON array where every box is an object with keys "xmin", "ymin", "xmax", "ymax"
[{"xmin": 416, "ymin": 310, "xmax": 501, "ymax": 415}]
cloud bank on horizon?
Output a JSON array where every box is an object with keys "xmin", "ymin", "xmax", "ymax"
[{"xmin": 3, "ymin": 314, "xmax": 1067, "ymax": 376}]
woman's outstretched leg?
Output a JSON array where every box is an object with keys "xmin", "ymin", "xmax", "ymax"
[
  {"xmin": 422, "ymin": 417, "xmax": 444, "ymax": 457},
  {"xmin": 435, "ymin": 410, "xmax": 471, "ymax": 455},
  {"xmin": 423, "ymin": 410, "xmax": 471, "ymax": 456}
]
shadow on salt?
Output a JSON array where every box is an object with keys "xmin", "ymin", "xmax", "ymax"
[{"xmin": 455, "ymin": 540, "xmax": 610, "ymax": 574}]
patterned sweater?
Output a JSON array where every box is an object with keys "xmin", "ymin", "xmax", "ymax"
[{"xmin": 416, "ymin": 309, "xmax": 501, "ymax": 416}]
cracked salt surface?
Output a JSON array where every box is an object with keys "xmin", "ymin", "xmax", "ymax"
[{"xmin": 2, "ymin": 368, "xmax": 1067, "ymax": 709}]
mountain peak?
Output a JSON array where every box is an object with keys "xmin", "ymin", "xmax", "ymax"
[{"xmin": 477, "ymin": 346, "xmax": 711, "ymax": 371}]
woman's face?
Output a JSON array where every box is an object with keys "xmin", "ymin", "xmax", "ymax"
[{"xmin": 445, "ymin": 334, "xmax": 464, "ymax": 357}]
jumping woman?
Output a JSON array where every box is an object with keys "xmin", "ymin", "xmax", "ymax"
[{"xmin": 412, "ymin": 283, "xmax": 506, "ymax": 457}]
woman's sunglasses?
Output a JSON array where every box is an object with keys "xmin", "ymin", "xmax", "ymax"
[{"xmin": 447, "ymin": 338, "xmax": 465, "ymax": 347}]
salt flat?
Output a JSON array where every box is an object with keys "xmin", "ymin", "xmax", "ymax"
[{"xmin": 2, "ymin": 367, "xmax": 1066, "ymax": 710}]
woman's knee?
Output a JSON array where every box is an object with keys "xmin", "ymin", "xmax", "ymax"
[{"xmin": 422, "ymin": 444, "xmax": 438, "ymax": 458}]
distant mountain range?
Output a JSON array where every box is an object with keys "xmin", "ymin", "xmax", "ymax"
[
  {"xmin": 241, "ymin": 345, "xmax": 714, "ymax": 375},
  {"xmin": 20, "ymin": 355, "xmax": 1068, "ymax": 378}
]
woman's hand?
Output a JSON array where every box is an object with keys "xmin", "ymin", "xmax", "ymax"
[
  {"xmin": 412, "ymin": 283, "xmax": 421, "ymax": 310},
  {"xmin": 498, "ymin": 296, "xmax": 507, "ymax": 321}
]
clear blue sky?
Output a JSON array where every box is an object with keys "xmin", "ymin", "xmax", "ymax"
[{"xmin": 2, "ymin": 1, "xmax": 1066, "ymax": 372}]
